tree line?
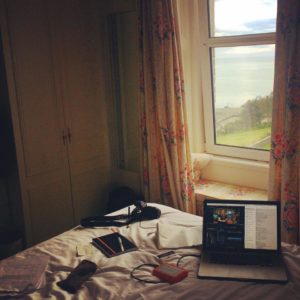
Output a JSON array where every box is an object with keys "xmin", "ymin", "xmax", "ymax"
[{"xmin": 217, "ymin": 92, "xmax": 273, "ymax": 135}]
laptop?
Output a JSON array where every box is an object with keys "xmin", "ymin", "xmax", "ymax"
[{"xmin": 198, "ymin": 199, "xmax": 288, "ymax": 283}]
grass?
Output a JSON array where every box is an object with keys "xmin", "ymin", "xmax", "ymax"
[{"xmin": 216, "ymin": 127, "xmax": 271, "ymax": 149}]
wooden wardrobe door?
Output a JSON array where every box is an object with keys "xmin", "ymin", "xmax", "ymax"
[
  {"xmin": 51, "ymin": 0, "xmax": 111, "ymax": 223},
  {"xmin": 1, "ymin": 0, "xmax": 74, "ymax": 245}
]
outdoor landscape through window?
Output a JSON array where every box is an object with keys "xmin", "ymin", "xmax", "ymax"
[
  {"xmin": 208, "ymin": 0, "xmax": 277, "ymax": 151},
  {"xmin": 212, "ymin": 45, "xmax": 275, "ymax": 150}
]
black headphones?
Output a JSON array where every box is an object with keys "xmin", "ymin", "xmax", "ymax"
[{"xmin": 80, "ymin": 201, "xmax": 161, "ymax": 228}]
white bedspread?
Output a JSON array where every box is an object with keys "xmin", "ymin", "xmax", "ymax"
[{"xmin": 1, "ymin": 204, "xmax": 300, "ymax": 300}]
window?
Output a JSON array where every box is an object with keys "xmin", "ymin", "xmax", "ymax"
[{"xmin": 200, "ymin": 0, "xmax": 277, "ymax": 161}]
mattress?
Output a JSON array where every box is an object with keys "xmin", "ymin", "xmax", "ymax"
[{"xmin": 1, "ymin": 203, "xmax": 299, "ymax": 300}]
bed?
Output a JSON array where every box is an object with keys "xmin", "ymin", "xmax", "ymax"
[{"xmin": 1, "ymin": 203, "xmax": 300, "ymax": 299}]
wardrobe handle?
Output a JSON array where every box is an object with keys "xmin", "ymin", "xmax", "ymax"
[{"xmin": 67, "ymin": 128, "xmax": 72, "ymax": 143}]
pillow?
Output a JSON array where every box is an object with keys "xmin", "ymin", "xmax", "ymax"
[{"xmin": 157, "ymin": 218, "xmax": 202, "ymax": 249}]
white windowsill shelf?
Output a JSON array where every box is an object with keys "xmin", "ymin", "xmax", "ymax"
[{"xmin": 194, "ymin": 179, "xmax": 268, "ymax": 216}]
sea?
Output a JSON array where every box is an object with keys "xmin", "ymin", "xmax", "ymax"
[{"xmin": 213, "ymin": 46, "xmax": 275, "ymax": 108}]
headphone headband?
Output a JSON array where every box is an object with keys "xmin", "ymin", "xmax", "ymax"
[{"xmin": 80, "ymin": 201, "xmax": 161, "ymax": 228}]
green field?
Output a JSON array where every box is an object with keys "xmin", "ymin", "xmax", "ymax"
[{"xmin": 216, "ymin": 127, "xmax": 271, "ymax": 150}]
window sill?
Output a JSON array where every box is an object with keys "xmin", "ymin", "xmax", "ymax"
[
  {"xmin": 194, "ymin": 178, "xmax": 268, "ymax": 216},
  {"xmin": 192, "ymin": 153, "xmax": 269, "ymax": 190}
]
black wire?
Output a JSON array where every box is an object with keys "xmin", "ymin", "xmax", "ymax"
[
  {"xmin": 138, "ymin": 221, "xmax": 157, "ymax": 229},
  {"xmin": 176, "ymin": 254, "xmax": 201, "ymax": 267},
  {"xmin": 130, "ymin": 263, "xmax": 163, "ymax": 284},
  {"xmin": 130, "ymin": 254, "xmax": 201, "ymax": 284}
]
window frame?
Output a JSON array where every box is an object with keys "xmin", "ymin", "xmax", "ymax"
[{"xmin": 199, "ymin": 0, "xmax": 276, "ymax": 162}]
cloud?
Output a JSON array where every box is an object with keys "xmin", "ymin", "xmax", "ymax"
[
  {"xmin": 244, "ymin": 19, "xmax": 276, "ymax": 33},
  {"xmin": 222, "ymin": 45, "xmax": 275, "ymax": 56},
  {"xmin": 213, "ymin": 0, "xmax": 277, "ymax": 36}
]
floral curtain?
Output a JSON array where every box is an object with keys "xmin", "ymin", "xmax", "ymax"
[
  {"xmin": 138, "ymin": 0, "xmax": 195, "ymax": 213},
  {"xmin": 269, "ymin": 0, "xmax": 300, "ymax": 244}
]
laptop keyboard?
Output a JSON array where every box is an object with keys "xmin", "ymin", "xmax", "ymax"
[{"xmin": 209, "ymin": 253, "xmax": 273, "ymax": 266}]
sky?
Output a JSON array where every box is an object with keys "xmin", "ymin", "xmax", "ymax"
[
  {"xmin": 211, "ymin": 0, "xmax": 277, "ymax": 108},
  {"xmin": 213, "ymin": 0, "xmax": 277, "ymax": 37}
]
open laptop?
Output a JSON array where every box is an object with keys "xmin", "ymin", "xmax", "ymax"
[{"xmin": 198, "ymin": 199, "xmax": 288, "ymax": 283}]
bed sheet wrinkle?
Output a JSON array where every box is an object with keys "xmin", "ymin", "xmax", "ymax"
[
  {"xmin": 119, "ymin": 221, "xmax": 158, "ymax": 249},
  {"xmin": 2, "ymin": 203, "xmax": 300, "ymax": 300},
  {"xmin": 87, "ymin": 277, "xmax": 128, "ymax": 300},
  {"xmin": 281, "ymin": 245, "xmax": 300, "ymax": 292},
  {"xmin": 90, "ymin": 273, "xmax": 151, "ymax": 300}
]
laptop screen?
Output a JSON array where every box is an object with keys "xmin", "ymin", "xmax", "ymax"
[{"xmin": 203, "ymin": 200, "xmax": 280, "ymax": 253}]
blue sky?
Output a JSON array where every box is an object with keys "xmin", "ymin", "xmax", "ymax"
[{"xmin": 213, "ymin": 0, "xmax": 277, "ymax": 36}]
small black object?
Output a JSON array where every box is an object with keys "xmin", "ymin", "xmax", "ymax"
[
  {"xmin": 57, "ymin": 260, "xmax": 97, "ymax": 294},
  {"xmin": 132, "ymin": 205, "xmax": 161, "ymax": 221},
  {"xmin": 157, "ymin": 251, "xmax": 176, "ymax": 259},
  {"xmin": 80, "ymin": 201, "xmax": 161, "ymax": 228},
  {"xmin": 92, "ymin": 232, "xmax": 137, "ymax": 257}
]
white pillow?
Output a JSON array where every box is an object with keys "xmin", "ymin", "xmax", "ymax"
[{"xmin": 157, "ymin": 218, "xmax": 203, "ymax": 249}]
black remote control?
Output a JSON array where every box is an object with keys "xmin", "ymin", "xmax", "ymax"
[{"xmin": 57, "ymin": 260, "xmax": 97, "ymax": 294}]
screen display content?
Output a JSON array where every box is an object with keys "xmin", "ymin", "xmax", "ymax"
[
  {"xmin": 205, "ymin": 203, "xmax": 278, "ymax": 251},
  {"xmin": 206, "ymin": 206, "xmax": 245, "ymax": 250}
]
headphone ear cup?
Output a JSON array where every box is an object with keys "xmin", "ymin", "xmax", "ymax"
[{"xmin": 140, "ymin": 207, "xmax": 161, "ymax": 220}]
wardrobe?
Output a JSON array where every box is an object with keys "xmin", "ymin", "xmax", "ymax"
[{"xmin": 0, "ymin": 0, "xmax": 112, "ymax": 246}]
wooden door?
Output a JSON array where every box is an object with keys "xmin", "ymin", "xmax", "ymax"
[
  {"xmin": 49, "ymin": 0, "xmax": 112, "ymax": 223},
  {"xmin": 1, "ymin": 0, "xmax": 75, "ymax": 245}
]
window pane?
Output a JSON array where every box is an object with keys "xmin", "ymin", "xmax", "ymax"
[
  {"xmin": 211, "ymin": 45, "xmax": 275, "ymax": 150},
  {"xmin": 209, "ymin": 0, "xmax": 277, "ymax": 37}
]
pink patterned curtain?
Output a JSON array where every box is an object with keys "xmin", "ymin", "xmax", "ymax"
[
  {"xmin": 269, "ymin": 0, "xmax": 300, "ymax": 244},
  {"xmin": 138, "ymin": 0, "xmax": 195, "ymax": 213}
]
